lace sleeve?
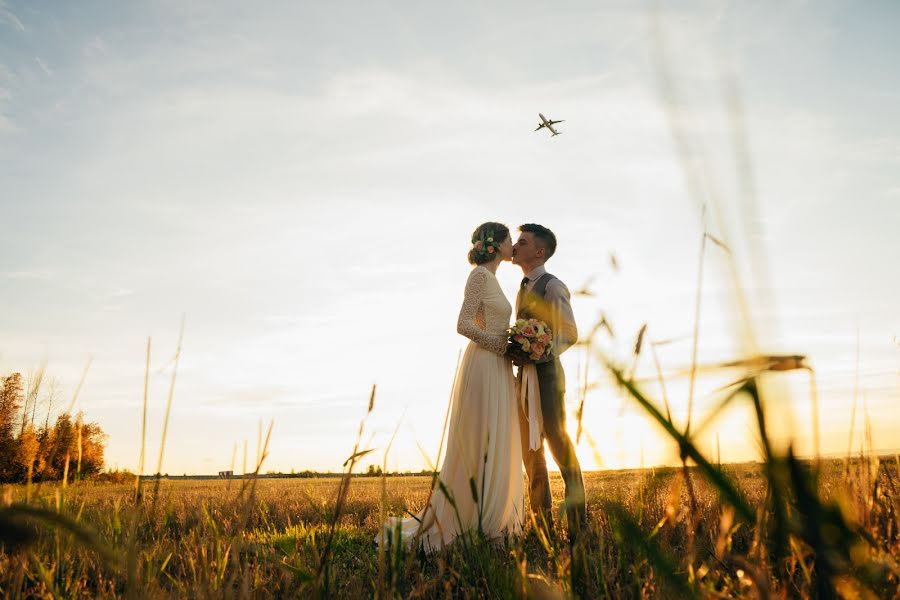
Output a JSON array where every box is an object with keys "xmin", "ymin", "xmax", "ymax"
[{"xmin": 456, "ymin": 269, "xmax": 508, "ymax": 355}]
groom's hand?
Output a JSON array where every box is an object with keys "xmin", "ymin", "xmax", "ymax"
[{"xmin": 534, "ymin": 350, "xmax": 555, "ymax": 365}]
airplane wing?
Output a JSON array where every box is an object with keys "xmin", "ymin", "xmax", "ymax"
[
  {"xmin": 534, "ymin": 123, "xmax": 544, "ymax": 132},
  {"xmin": 548, "ymin": 119, "xmax": 565, "ymax": 125}
]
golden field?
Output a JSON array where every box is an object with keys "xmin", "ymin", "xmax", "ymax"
[{"xmin": 1, "ymin": 456, "xmax": 897, "ymax": 598}]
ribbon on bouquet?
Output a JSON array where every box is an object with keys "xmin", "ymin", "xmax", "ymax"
[{"xmin": 518, "ymin": 364, "xmax": 544, "ymax": 451}]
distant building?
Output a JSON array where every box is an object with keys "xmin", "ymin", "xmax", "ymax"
[{"xmin": 218, "ymin": 470, "xmax": 234, "ymax": 479}]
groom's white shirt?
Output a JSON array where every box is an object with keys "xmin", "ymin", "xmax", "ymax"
[{"xmin": 520, "ymin": 265, "xmax": 578, "ymax": 356}]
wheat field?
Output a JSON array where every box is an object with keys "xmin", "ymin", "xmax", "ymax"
[{"xmin": 1, "ymin": 455, "xmax": 898, "ymax": 598}]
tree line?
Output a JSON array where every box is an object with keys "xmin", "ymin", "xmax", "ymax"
[{"xmin": 0, "ymin": 372, "xmax": 107, "ymax": 483}]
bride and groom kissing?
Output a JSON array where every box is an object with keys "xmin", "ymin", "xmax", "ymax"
[{"xmin": 382, "ymin": 222, "xmax": 586, "ymax": 551}]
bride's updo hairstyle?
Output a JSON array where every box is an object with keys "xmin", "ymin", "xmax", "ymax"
[{"xmin": 467, "ymin": 222, "xmax": 510, "ymax": 265}]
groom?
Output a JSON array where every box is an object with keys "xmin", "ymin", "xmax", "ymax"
[{"xmin": 511, "ymin": 223, "xmax": 586, "ymax": 537}]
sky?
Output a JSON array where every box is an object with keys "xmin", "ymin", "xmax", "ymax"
[{"xmin": 1, "ymin": 1, "xmax": 898, "ymax": 475}]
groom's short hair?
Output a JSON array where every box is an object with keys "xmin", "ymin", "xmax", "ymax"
[{"xmin": 519, "ymin": 224, "xmax": 557, "ymax": 259}]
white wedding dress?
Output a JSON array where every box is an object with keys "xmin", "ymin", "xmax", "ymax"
[{"xmin": 383, "ymin": 265, "xmax": 524, "ymax": 551}]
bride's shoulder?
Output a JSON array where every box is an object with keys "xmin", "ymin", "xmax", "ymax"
[
  {"xmin": 464, "ymin": 265, "xmax": 492, "ymax": 287},
  {"xmin": 468, "ymin": 265, "xmax": 493, "ymax": 279}
]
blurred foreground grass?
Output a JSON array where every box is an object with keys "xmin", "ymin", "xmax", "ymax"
[{"xmin": 1, "ymin": 457, "xmax": 897, "ymax": 598}]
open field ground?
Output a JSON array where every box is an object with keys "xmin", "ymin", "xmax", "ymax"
[{"xmin": 1, "ymin": 459, "xmax": 898, "ymax": 598}]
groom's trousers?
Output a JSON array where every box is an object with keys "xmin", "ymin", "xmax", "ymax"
[{"xmin": 517, "ymin": 360, "xmax": 586, "ymax": 534}]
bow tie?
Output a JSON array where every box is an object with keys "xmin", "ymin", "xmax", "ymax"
[{"xmin": 520, "ymin": 277, "xmax": 530, "ymax": 289}]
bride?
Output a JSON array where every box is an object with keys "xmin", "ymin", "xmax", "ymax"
[{"xmin": 382, "ymin": 222, "xmax": 524, "ymax": 551}]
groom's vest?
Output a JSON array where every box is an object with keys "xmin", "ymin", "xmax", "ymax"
[
  {"xmin": 516, "ymin": 273, "xmax": 559, "ymax": 337},
  {"xmin": 517, "ymin": 273, "xmax": 564, "ymax": 385}
]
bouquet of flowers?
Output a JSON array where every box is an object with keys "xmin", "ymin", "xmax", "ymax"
[{"xmin": 507, "ymin": 318, "xmax": 553, "ymax": 362}]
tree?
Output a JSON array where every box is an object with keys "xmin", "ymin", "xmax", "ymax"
[
  {"xmin": 76, "ymin": 417, "xmax": 107, "ymax": 475},
  {"xmin": 0, "ymin": 373, "xmax": 24, "ymax": 481},
  {"xmin": 41, "ymin": 376, "xmax": 61, "ymax": 430},
  {"xmin": 16, "ymin": 425, "xmax": 39, "ymax": 479},
  {"xmin": 42, "ymin": 413, "xmax": 75, "ymax": 480},
  {"xmin": 21, "ymin": 366, "xmax": 45, "ymax": 436},
  {"xmin": 0, "ymin": 372, "xmax": 108, "ymax": 483},
  {"xmin": 0, "ymin": 373, "xmax": 23, "ymax": 437},
  {"xmin": 34, "ymin": 425, "xmax": 52, "ymax": 476}
]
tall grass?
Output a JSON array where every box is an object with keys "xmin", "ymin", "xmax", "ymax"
[{"xmin": 4, "ymin": 457, "xmax": 896, "ymax": 597}]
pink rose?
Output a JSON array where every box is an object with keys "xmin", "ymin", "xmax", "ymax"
[
  {"xmin": 487, "ymin": 246, "xmax": 494, "ymax": 254},
  {"xmin": 522, "ymin": 326, "xmax": 535, "ymax": 337},
  {"xmin": 540, "ymin": 334, "xmax": 551, "ymax": 345},
  {"xmin": 474, "ymin": 240, "xmax": 483, "ymax": 250},
  {"xmin": 531, "ymin": 342, "xmax": 545, "ymax": 357}
]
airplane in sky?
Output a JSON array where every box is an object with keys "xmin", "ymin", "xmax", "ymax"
[{"xmin": 534, "ymin": 113, "xmax": 564, "ymax": 136}]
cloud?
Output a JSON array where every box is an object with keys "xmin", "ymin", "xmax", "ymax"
[
  {"xmin": 34, "ymin": 57, "xmax": 53, "ymax": 76},
  {"xmin": 202, "ymin": 385, "xmax": 297, "ymax": 408},
  {"xmin": 0, "ymin": 65, "xmax": 14, "ymax": 133},
  {"xmin": 0, "ymin": 68, "xmax": 18, "ymax": 134},
  {"xmin": 0, "ymin": 1, "xmax": 24, "ymax": 32},
  {"xmin": 257, "ymin": 315, "xmax": 311, "ymax": 326},
  {"xmin": 6, "ymin": 270, "xmax": 53, "ymax": 280},
  {"xmin": 82, "ymin": 36, "xmax": 107, "ymax": 58}
]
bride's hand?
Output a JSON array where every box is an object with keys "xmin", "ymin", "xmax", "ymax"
[{"xmin": 506, "ymin": 344, "xmax": 529, "ymax": 366}]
